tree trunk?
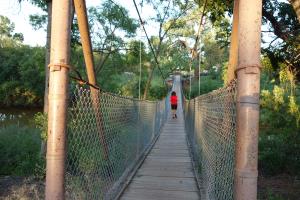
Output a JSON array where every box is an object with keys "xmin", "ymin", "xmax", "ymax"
[
  {"xmin": 226, "ymin": 0, "xmax": 239, "ymax": 84},
  {"xmin": 43, "ymin": 0, "xmax": 52, "ymax": 114},
  {"xmin": 143, "ymin": 66, "xmax": 155, "ymax": 100},
  {"xmin": 41, "ymin": 0, "xmax": 52, "ymax": 157},
  {"xmin": 289, "ymin": 0, "xmax": 300, "ymax": 22}
]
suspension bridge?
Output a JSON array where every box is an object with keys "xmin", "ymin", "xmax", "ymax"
[
  {"xmin": 45, "ymin": 0, "xmax": 262, "ymax": 199},
  {"xmin": 120, "ymin": 76, "xmax": 200, "ymax": 200}
]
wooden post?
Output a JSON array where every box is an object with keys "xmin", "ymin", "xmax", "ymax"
[
  {"xmin": 234, "ymin": 0, "xmax": 262, "ymax": 199},
  {"xmin": 45, "ymin": 0, "xmax": 72, "ymax": 199},
  {"xmin": 226, "ymin": 0, "xmax": 239, "ymax": 84},
  {"xmin": 73, "ymin": 0, "xmax": 109, "ymax": 159}
]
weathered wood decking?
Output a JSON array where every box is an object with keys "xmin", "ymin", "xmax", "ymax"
[{"xmin": 119, "ymin": 76, "xmax": 200, "ymax": 200}]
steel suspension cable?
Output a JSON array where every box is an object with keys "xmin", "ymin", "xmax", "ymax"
[
  {"xmin": 132, "ymin": 0, "xmax": 167, "ymax": 82},
  {"xmin": 189, "ymin": 0, "xmax": 208, "ymax": 98},
  {"xmin": 139, "ymin": 39, "xmax": 142, "ymax": 99}
]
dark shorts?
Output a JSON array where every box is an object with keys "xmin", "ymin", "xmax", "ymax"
[{"xmin": 171, "ymin": 104, "xmax": 177, "ymax": 110}]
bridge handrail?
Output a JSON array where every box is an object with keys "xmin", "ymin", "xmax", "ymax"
[
  {"xmin": 183, "ymin": 79, "xmax": 237, "ymax": 200},
  {"xmin": 66, "ymin": 85, "xmax": 170, "ymax": 199}
]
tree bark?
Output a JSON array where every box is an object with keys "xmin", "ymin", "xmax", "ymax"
[
  {"xmin": 43, "ymin": 0, "xmax": 52, "ymax": 114},
  {"xmin": 143, "ymin": 66, "xmax": 155, "ymax": 100},
  {"xmin": 289, "ymin": 0, "xmax": 300, "ymax": 22},
  {"xmin": 262, "ymin": 7, "xmax": 289, "ymax": 41},
  {"xmin": 226, "ymin": 0, "xmax": 239, "ymax": 84},
  {"xmin": 40, "ymin": 0, "xmax": 52, "ymax": 157}
]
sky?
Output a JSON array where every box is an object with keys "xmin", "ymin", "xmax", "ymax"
[
  {"xmin": 0, "ymin": 0, "xmax": 156, "ymax": 46},
  {"xmin": 0, "ymin": 0, "xmax": 278, "ymax": 47},
  {"xmin": 0, "ymin": 1, "xmax": 46, "ymax": 46}
]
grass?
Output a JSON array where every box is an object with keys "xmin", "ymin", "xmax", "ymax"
[{"xmin": 0, "ymin": 125, "xmax": 42, "ymax": 176}]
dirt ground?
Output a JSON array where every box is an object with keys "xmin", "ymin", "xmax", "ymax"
[
  {"xmin": 0, "ymin": 174, "xmax": 299, "ymax": 199},
  {"xmin": 258, "ymin": 174, "xmax": 300, "ymax": 200},
  {"xmin": 0, "ymin": 176, "xmax": 44, "ymax": 200}
]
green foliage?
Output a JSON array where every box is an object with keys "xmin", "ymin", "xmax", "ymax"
[
  {"xmin": 0, "ymin": 15, "xmax": 24, "ymax": 47},
  {"xmin": 264, "ymin": 190, "xmax": 285, "ymax": 200},
  {"xmin": 259, "ymin": 64, "xmax": 300, "ymax": 176},
  {"xmin": 0, "ymin": 125, "xmax": 42, "ymax": 176},
  {"xmin": 0, "ymin": 46, "xmax": 45, "ymax": 107},
  {"xmin": 259, "ymin": 132, "xmax": 300, "ymax": 176},
  {"xmin": 149, "ymin": 76, "xmax": 168, "ymax": 100},
  {"xmin": 34, "ymin": 112, "xmax": 47, "ymax": 141},
  {"xmin": 88, "ymin": 1, "xmax": 138, "ymax": 50},
  {"xmin": 202, "ymin": 32, "xmax": 229, "ymax": 70},
  {"xmin": 184, "ymin": 75, "xmax": 223, "ymax": 99}
]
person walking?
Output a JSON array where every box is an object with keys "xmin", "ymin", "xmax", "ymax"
[{"xmin": 170, "ymin": 91, "xmax": 178, "ymax": 119}]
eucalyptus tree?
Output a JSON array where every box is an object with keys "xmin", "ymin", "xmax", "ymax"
[
  {"xmin": 0, "ymin": 15, "xmax": 24, "ymax": 47},
  {"xmin": 193, "ymin": 0, "xmax": 299, "ymax": 79},
  {"xmin": 88, "ymin": 0, "xmax": 138, "ymax": 76},
  {"xmin": 138, "ymin": 0, "xmax": 192, "ymax": 99},
  {"xmin": 20, "ymin": 0, "xmax": 53, "ymax": 114}
]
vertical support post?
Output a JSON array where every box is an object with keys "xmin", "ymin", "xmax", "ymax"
[
  {"xmin": 226, "ymin": 0, "xmax": 239, "ymax": 84},
  {"xmin": 152, "ymin": 102, "xmax": 158, "ymax": 138},
  {"xmin": 136, "ymin": 101, "xmax": 141, "ymax": 158},
  {"xmin": 73, "ymin": 0, "xmax": 96, "ymax": 86},
  {"xmin": 139, "ymin": 38, "xmax": 142, "ymax": 100},
  {"xmin": 43, "ymin": 0, "xmax": 52, "ymax": 114},
  {"xmin": 189, "ymin": 63, "xmax": 192, "ymax": 99},
  {"xmin": 73, "ymin": 0, "xmax": 109, "ymax": 159},
  {"xmin": 198, "ymin": 54, "xmax": 201, "ymax": 96},
  {"xmin": 193, "ymin": 98, "xmax": 198, "ymax": 158},
  {"xmin": 45, "ymin": 0, "xmax": 71, "ymax": 199},
  {"xmin": 234, "ymin": 0, "xmax": 262, "ymax": 199}
]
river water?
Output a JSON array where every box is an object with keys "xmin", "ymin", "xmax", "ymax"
[{"xmin": 0, "ymin": 108, "xmax": 42, "ymax": 128}]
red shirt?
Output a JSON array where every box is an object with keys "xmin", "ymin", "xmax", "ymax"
[{"xmin": 170, "ymin": 96, "xmax": 178, "ymax": 105}]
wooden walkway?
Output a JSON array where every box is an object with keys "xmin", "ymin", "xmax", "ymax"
[{"xmin": 119, "ymin": 76, "xmax": 200, "ymax": 200}]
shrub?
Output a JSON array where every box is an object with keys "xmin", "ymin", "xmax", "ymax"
[
  {"xmin": 259, "ymin": 66, "xmax": 300, "ymax": 176},
  {"xmin": 184, "ymin": 75, "xmax": 223, "ymax": 99},
  {"xmin": 0, "ymin": 125, "xmax": 41, "ymax": 176}
]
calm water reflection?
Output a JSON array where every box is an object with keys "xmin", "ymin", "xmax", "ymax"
[{"xmin": 0, "ymin": 108, "xmax": 42, "ymax": 127}]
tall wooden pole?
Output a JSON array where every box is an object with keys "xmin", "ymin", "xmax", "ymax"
[
  {"xmin": 226, "ymin": 0, "xmax": 239, "ymax": 84},
  {"xmin": 234, "ymin": 0, "xmax": 262, "ymax": 199},
  {"xmin": 45, "ymin": 0, "xmax": 72, "ymax": 199},
  {"xmin": 73, "ymin": 0, "xmax": 109, "ymax": 159},
  {"xmin": 73, "ymin": 0, "xmax": 96, "ymax": 86}
]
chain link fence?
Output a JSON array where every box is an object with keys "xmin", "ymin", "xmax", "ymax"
[
  {"xmin": 184, "ymin": 80, "xmax": 237, "ymax": 200},
  {"xmin": 66, "ymin": 86, "xmax": 170, "ymax": 199}
]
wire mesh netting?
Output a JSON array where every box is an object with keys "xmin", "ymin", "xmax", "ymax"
[
  {"xmin": 66, "ymin": 86, "xmax": 169, "ymax": 199},
  {"xmin": 184, "ymin": 80, "xmax": 237, "ymax": 200}
]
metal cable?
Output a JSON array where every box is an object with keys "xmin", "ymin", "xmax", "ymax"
[{"xmin": 132, "ymin": 0, "xmax": 167, "ymax": 81}]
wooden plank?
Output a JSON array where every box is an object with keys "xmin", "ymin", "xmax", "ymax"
[
  {"xmin": 139, "ymin": 165, "xmax": 192, "ymax": 171},
  {"xmin": 141, "ymin": 160, "xmax": 193, "ymax": 168},
  {"xmin": 156, "ymin": 142, "xmax": 187, "ymax": 146},
  {"xmin": 149, "ymin": 152, "xmax": 190, "ymax": 157},
  {"xmin": 120, "ymin": 188, "xmax": 200, "ymax": 200},
  {"xmin": 158, "ymin": 134, "xmax": 185, "ymax": 136},
  {"xmin": 145, "ymin": 157, "xmax": 191, "ymax": 163},
  {"xmin": 153, "ymin": 146, "xmax": 188, "ymax": 150},
  {"xmin": 157, "ymin": 136, "xmax": 186, "ymax": 139},
  {"xmin": 153, "ymin": 144, "xmax": 188, "ymax": 148},
  {"xmin": 129, "ymin": 176, "xmax": 198, "ymax": 192},
  {"xmin": 151, "ymin": 148, "xmax": 189, "ymax": 154},
  {"xmin": 137, "ymin": 168, "xmax": 195, "ymax": 178},
  {"xmin": 156, "ymin": 140, "xmax": 186, "ymax": 142}
]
